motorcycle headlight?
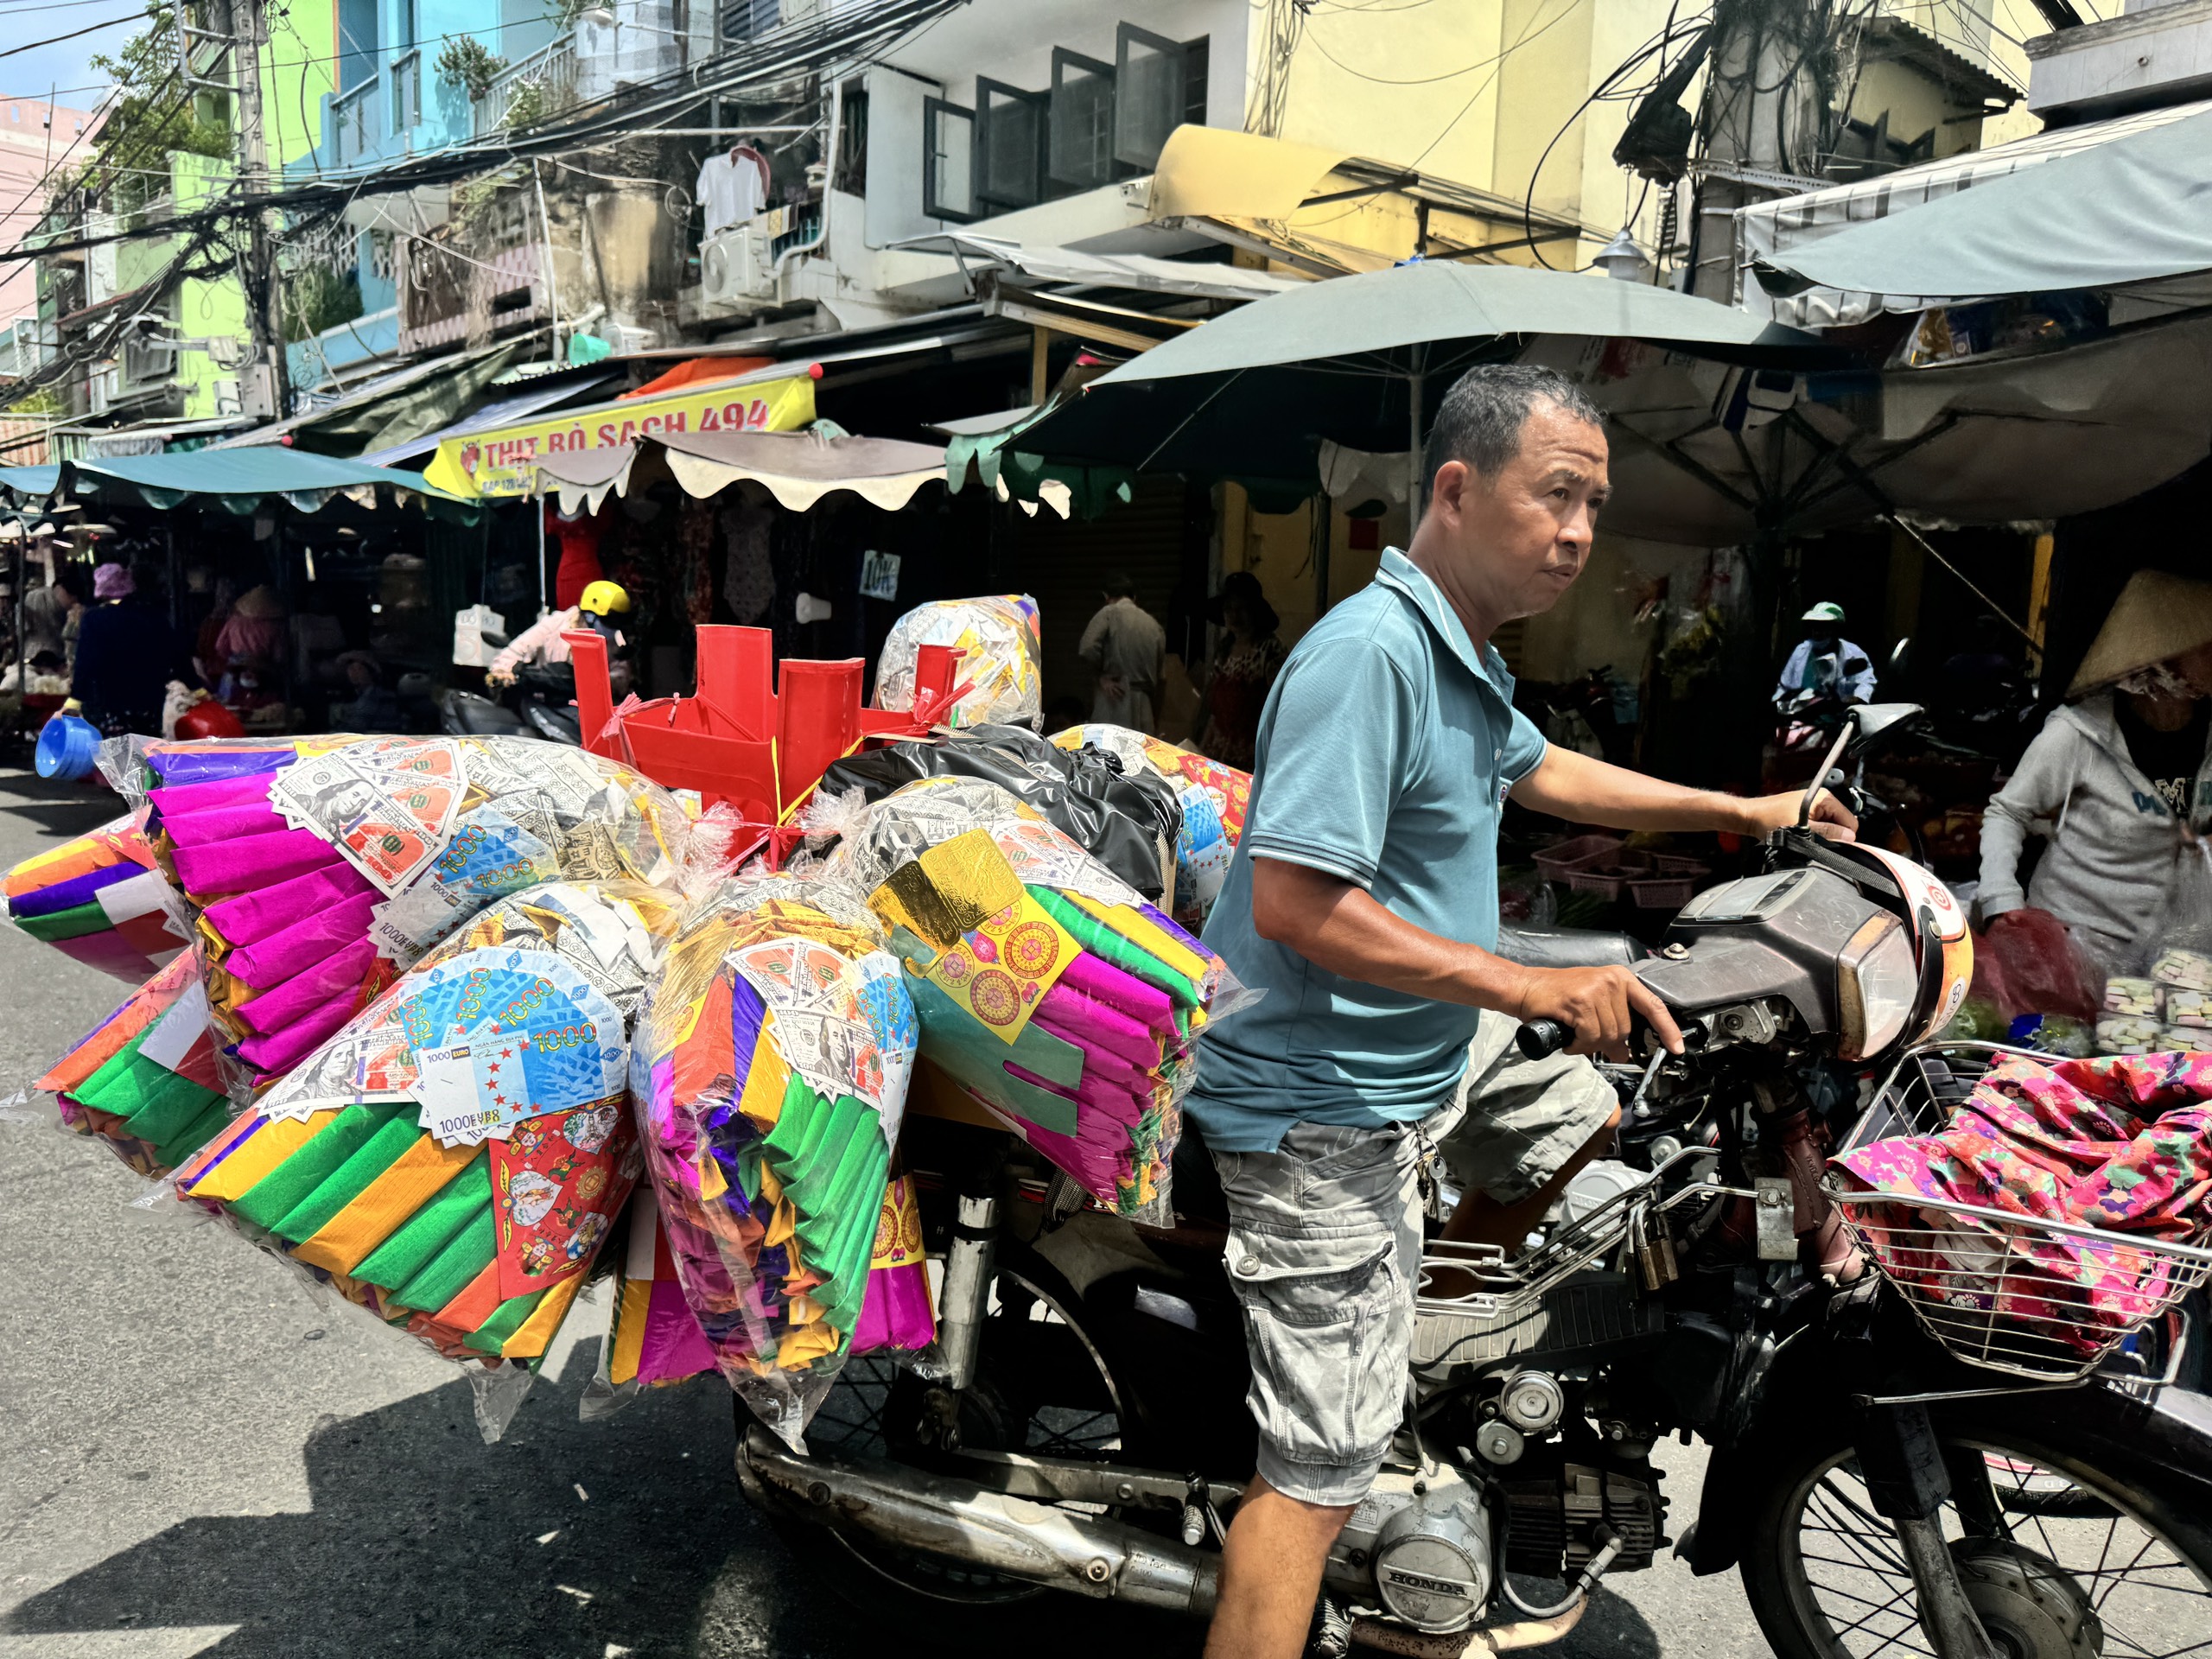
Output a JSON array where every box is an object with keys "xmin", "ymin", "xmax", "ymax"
[{"xmin": 1838, "ymin": 914, "xmax": 1918, "ymax": 1061}]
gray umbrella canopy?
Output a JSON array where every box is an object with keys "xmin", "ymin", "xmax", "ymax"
[
  {"xmin": 1013, "ymin": 260, "xmax": 1828, "ymax": 518},
  {"xmin": 1752, "ymin": 108, "xmax": 2212, "ymax": 303},
  {"xmin": 1014, "ymin": 257, "xmax": 2212, "ymax": 545}
]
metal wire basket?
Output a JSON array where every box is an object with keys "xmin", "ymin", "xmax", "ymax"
[{"xmin": 1829, "ymin": 1043, "xmax": 2212, "ymax": 1382}]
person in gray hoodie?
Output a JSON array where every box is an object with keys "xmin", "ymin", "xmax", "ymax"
[{"xmin": 1980, "ymin": 569, "xmax": 2212, "ymax": 972}]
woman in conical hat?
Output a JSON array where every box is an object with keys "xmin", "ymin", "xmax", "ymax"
[{"xmin": 1980, "ymin": 569, "xmax": 2212, "ymax": 970}]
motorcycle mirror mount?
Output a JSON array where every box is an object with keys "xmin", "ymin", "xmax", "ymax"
[{"xmin": 1798, "ymin": 715, "xmax": 1859, "ymax": 829}]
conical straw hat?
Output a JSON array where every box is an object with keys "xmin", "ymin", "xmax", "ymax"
[{"xmin": 2069, "ymin": 570, "xmax": 2212, "ymax": 696}]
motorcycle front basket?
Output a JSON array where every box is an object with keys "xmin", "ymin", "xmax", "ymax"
[{"xmin": 1829, "ymin": 1043, "xmax": 2212, "ymax": 1382}]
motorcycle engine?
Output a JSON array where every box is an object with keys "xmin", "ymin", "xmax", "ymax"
[{"xmin": 1325, "ymin": 1468, "xmax": 1495, "ymax": 1634}]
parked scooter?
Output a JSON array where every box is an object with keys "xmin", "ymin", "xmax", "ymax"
[
  {"xmin": 735, "ymin": 711, "xmax": 2212, "ymax": 1659},
  {"xmin": 438, "ymin": 662, "xmax": 582, "ymax": 745}
]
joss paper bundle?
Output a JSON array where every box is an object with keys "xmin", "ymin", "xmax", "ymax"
[
  {"xmin": 873, "ymin": 594, "xmax": 1041, "ymax": 728},
  {"xmin": 111, "ymin": 734, "xmax": 683, "ymax": 1086},
  {"xmin": 604, "ymin": 1173, "xmax": 931, "ymax": 1393},
  {"xmin": 40, "ymin": 952, "xmax": 231, "ymax": 1174},
  {"xmin": 1051, "ymin": 724, "xmax": 1250, "ymax": 928},
  {"xmin": 5, "ymin": 814, "xmax": 190, "ymax": 980},
  {"xmin": 631, "ymin": 876, "xmax": 918, "ymax": 1437},
  {"xmin": 828, "ymin": 777, "xmax": 1241, "ymax": 1216},
  {"xmin": 173, "ymin": 881, "xmax": 678, "ymax": 1372}
]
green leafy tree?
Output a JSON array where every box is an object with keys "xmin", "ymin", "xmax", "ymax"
[
  {"xmin": 85, "ymin": 3, "xmax": 234, "ymax": 192},
  {"xmin": 435, "ymin": 36, "xmax": 508, "ymax": 102}
]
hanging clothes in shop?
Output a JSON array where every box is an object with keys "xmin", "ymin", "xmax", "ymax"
[
  {"xmin": 720, "ymin": 501, "xmax": 775, "ymax": 626},
  {"xmin": 674, "ymin": 496, "xmax": 715, "ymax": 627},
  {"xmin": 548, "ymin": 504, "xmax": 606, "ymax": 612}
]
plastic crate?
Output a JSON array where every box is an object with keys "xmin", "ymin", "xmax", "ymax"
[
  {"xmin": 1560, "ymin": 850, "xmax": 1654, "ymax": 899},
  {"xmin": 1643, "ymin": 851, "xmax": 1708, "ymax": 875},
  {"xmin": 1627, "ymin": 870, "xmax": 1707, "ymax": 910},
  {"xmin": 1532, "ymin": 834, "xmax": 1624, "ymax": 883}
]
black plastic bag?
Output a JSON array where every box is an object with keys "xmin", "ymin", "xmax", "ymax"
[{"xmin": 819, "ymin": 723, "xmax": 1180, "ymax": 902}]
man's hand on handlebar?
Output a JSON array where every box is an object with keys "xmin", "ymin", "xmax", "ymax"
[
  {"xmin": 1741, "ymin": 786, "xmax": 1858, "ymax": 842},
  {"xmin": 1510, "ymin": 964, "xmax": 1684, "ymax": 1061}
]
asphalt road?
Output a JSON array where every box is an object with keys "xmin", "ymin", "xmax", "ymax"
[{"xmin": 0, "ymin": 765, "xmax": 1780, "ymax": 1659}]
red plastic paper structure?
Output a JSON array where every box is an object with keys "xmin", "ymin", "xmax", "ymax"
[{"xmin": 568, "ymin": 626, "xmax": 962, "ymax": 867}]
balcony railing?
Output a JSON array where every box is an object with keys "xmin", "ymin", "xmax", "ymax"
[
  {"xmin": 333, "ymin": 79, "xmax": 378, "ymax": 166},
  {"xmin": 474, "ymin": 33, "xmax": 578, "ymax": 137}
]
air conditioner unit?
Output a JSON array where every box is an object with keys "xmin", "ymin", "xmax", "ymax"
[
  {"xmin": 120, "ymin": 329, "xmax": 177, "ymax": 388},
  {"xmin": 698, "ymin": 223, "xmax": 779, "ymax": 314}
]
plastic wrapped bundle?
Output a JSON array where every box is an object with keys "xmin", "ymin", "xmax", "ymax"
[
  {"xmin": 110, "ymin": 734, "xmax": 684, "ymax": 1086},
  {"xmin": 874, "ymin": 594, "xmax": 1041, "ymax": 729},
  {"xmin": 40, "ymin": 953, "xmax": 231, "ymax": 1174},
  {"xmin": 605, "ymin": 1173, "xmax": 931, "ymax": 1391},
  {"xmin": 852, "ymin": 1175, "xmax": 935, "ymax": 1355},
  {"xmin": 828, "ymin": 777, "xmax": 1241, "ymax": 1217},
  {"xmin": 630, "ymin": 882, "xmax": 918, "ymax": 1437},
  {"xmin": 172, "ymin": 881, "xmax": 678, "ymax": 1374},
  {"xmin": 1051, "ymin": 724, "xmax": 1252, "ymax": 927},
  {"xmin": 5, "ymin": 815, "xmax": 189, "ymax": 980}
]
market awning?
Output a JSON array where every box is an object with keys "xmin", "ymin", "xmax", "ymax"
[
  {"xmin": 216, "ymin": 348, "xmax": 503, "ymax": 452},
  {"xmin": 360, "ymin": 370, "xmax": 620, "ymax": 469},
  {"xmin": 1014, "ymin": 260, "xmax": 1824, "ymax": 512},
  {"xmin": 532, "ymin": 423, "xmax": 946, "ymax": 514},
  {"xmin": 902, "ymin": 232, "xmax": 1306, "ymax": 303},
  {"xmin": 0, "ymin": 451, "xmax": 458, "ymax": 513},
  {"xmin": 422, "ymin": 361, "xmax": 818, "ymax": 499},
  {"xmin": 1735, "ymin": 99, "xmax": 2212, "ymax": 327}
]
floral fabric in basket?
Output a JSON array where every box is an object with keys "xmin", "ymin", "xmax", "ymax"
[{"xmin": 1833, "ymin": 1052, "xmax": 2212, "ymax": 1352}]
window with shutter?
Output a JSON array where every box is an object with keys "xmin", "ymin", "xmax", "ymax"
[
  {"xmin": 1048, "ymin": 48, "xmax": 1116, "ymax": 194},
  {"xmin": 922, "ymin": 97, "xmax": 976, "ymax": 221},
  {"xmin": 974, "ymin": 78, "xmax": 1047, "ymax": 213},
  {"xmin": 1112, "ymin": 22, "xmax": 1184, "ymax": 171}
]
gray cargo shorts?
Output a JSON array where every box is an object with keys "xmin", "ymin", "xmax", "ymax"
[{"xmin": 1210, "ymin": 1013, "xmax": 1616, "ymax": 1506}]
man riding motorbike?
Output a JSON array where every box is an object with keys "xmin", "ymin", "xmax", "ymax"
[{"xmin": 1190, "ymin": 365, "xmax": 1857, "ymax": 1659}]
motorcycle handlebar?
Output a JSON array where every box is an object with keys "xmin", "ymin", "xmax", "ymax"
[{"xmin": 1516, "ymin": 1018, "xmax": 1572, "ymax": 1060}]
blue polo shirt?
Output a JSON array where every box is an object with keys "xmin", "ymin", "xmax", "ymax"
[{"xmin": 1187, "ymin": 547, "xmax": 1549, "ymax": 1153}]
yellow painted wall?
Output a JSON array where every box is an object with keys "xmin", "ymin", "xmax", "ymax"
[{"xmin": 1249, "ymin": 0, "xmax": 1682, "ymax": 270}]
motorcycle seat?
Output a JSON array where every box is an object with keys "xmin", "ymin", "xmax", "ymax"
[{"xmin": 1497, "ymin": 924, "xmax": 1647, "ymax": 970}]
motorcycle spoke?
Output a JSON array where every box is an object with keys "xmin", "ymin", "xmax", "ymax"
[
  {"xmin": 2091, "ymin": 1533, "xmax": 2162, "ymax": 1611},
  {"xmin": 1802, "ymin": 1485, "xmax": 1915, "ymax": 1579},
  {"xmin": 1823, "ymin": 1582, "xmax": 1932, "ymax": 1659}
]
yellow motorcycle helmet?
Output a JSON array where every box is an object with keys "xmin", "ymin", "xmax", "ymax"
[{"xmin": 578, "ymin": 580, "xmax": 631, "ymax": 620}]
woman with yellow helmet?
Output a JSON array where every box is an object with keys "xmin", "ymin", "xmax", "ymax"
[{"xmin": 486, "ymin": 580, "xmax": 631, "ymax": 686}]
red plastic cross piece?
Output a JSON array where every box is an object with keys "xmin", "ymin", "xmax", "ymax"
[{"xmin": 565, "ymin": 626, "xmax": 963, "ymax": 868}]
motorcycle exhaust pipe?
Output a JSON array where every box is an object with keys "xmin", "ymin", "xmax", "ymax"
[{"xmin": 738, "ymin": 1427, "xmax": 1219, "ymax": 1618}]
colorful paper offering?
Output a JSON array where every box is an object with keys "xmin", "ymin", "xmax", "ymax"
[
  {"xmin": 40, "ymin": 952, "xmax": 232, "ymax": 1175},
  {"xmin": 4, "ymin": 814, "xmax": 190, "ymax": 981},
  {"xmin": 1051, "ymin": 725, "xmax": 1250, "ymax": 928},
  {"xmin": 172, "ymin": 881, "xmax": 679, "ymax": 1370},
  {"xmin": 631, "ymin": 882, "xmax": 918, "ymax": 1436},
  {"xmin": 827, "ymin": 777, "xmax": 1242, "ymax": 1217},
  {"xmin": 108, "ymin": 734, "xmax": 685, "ymax": 1087},
  {"xmin": 874, "ymin": 594, "xmax": 1042, "ymax": 728}
]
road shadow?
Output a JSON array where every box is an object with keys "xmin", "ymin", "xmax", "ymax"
[
  {"xmin": 0, "ymin": 767, "xmax": 124, "ymax": 842},
  {"xmin": 2, "ymin": 1349, "xmax": 1212, "ymax": 1658}
]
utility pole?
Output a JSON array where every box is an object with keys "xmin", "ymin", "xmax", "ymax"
[
  {"xmin": 233, "ymin": 0, "xmax": 289, "ymax": 418},
  {"xmin": 1685, "ymin": 0, "xmax": 1834, "ymax": 303}
]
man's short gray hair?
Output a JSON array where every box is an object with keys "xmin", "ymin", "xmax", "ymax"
[{"xmin": 1424, "ymin": 364, "xmax": 1604, "ymax": 484}]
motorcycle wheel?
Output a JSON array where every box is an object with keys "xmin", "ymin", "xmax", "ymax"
[
  {"xmin": 1738, "ymin": 1418, "xmax": 2212, "ymax": 1659},
  {"xmin": 760, "ymin": 1250, "xmax": 1183, "ymax": 1650}
]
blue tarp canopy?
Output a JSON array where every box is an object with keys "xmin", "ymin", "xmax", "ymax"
[{"xmin": 0, "ymin": 450, "xmax": 459, "ymax": 514}]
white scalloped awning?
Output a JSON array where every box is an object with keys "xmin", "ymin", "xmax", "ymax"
[{"xmin": 653, "ymin": 427, "xmax": 946, "ymax": 512}]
